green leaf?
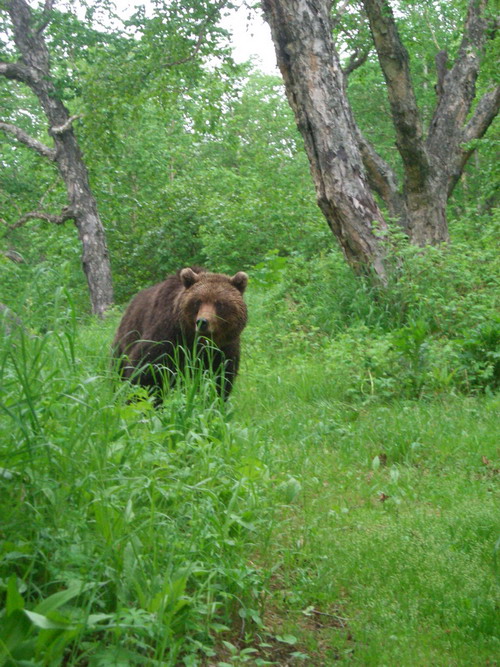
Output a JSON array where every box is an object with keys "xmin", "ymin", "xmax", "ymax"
[
  {"xmin": 87, "ymin": 612, "xmax": 116, "ymax": 626},
  {"xmin": 24, "ymin": 609, "xmax": 74, "ymax": 630},
  {"xmin": 238, "ymin": 456, "xmax": 266, "ymax": 480},
  {"xmin": 0, "ymin": 609, "xmax": 32, "ymax": 654},
  {"xmin": 34, "ymin": 580, "xmax": 87, "ymax": 615},
  {"xmin": 6, "ymin": 575, "xmax": 25, "ymax": 615}
]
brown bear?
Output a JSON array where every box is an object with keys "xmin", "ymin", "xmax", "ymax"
[{"xmin": 113, "ymin": 267, "xmax": 248, "ymax": 399}]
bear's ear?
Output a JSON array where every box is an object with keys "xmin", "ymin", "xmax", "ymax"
[
  {"xmin": 180, "ymin": 267, "xmax": 200, "ymax": 288},
  {"xmin": 230, "ymin": 271, "xmax": 248, "ymax": 294}
]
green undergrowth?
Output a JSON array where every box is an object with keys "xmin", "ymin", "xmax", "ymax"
[
  {"xmin": 0, "ymin": 315, "xmax": 275, "ymax": 665},
  {"xmin": 252, "ymin": 213, "xmax": 500, "ymax": 398},
  {"xmin": 1, "ymin": 229, "xmax": 499, "ymax": 665}
]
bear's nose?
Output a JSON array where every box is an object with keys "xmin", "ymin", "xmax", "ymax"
[{"xmin": 196, "ymin": 317, "xmax": 209, "ymax": 332}]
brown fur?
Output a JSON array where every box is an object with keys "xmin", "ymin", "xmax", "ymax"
[{"xmin": 113, "ymin": 267, "xmax": 248, "ymax": 399}]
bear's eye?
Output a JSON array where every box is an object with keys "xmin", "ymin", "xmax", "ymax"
[
  {"xmin": 192, "ymin": 299, "xmax": 201, "ymax": 312},
  {"xmin": 215, "ymin": 300, "xmax": 228, "ymax": 317}
]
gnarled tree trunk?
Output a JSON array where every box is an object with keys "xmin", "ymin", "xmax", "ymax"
[
  {"xmin": 261, "ymin": 0, "xmax": 388, "ymax": 280},
  {"xmin": 262, "ymin": 0, "xmax": 499, "ymax": 270},
  {"xmin": 0, "ymin": 0, "xmax": 113, "ymax": 317},
  {"xmin": 363, "ymin": 0, "xmax": 498, "ymax": 246}
]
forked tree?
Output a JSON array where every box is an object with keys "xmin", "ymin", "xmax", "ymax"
[{"xmin": 262, "ymin": 0, "xmax": 499, "ymax": 279}]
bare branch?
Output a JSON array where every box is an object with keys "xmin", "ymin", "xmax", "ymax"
[
  {"xmin": 0, "ymin": 121, "xmax": 56, "ymax": 160},
  {"xmin": 0, "ymin": 59, "xmax": 35, "ymax": 84},
  {"xmin": 6, "ymin": 0, "xmax": 51, "ymax": 75},
  {"xmin": 446, "ymin": 85, "xmax": 500, "ymax": 196},
  {"xmin": 342, "ymin": 47, "xmax": 370, "ymax": 77},
  {"xmin": 8, "ymin": 206, "xmax": 75, "ymax": 231},
  {"xmin": 38, "ymin": 178, "xmax": 61, "ymax": 207},
  {"xmin": 51, "ymin": 114, "xmax": 82, "ymax": 135},
  {"xmin": 161, "ymin": 30, "xmax": 207, "ymax": 68},
  {"xmin": 427, "ymin": 0, "xmax": 496, "ymax": 168},
  {"xmin": 463, "ymin": 86, "xmax": 500, "ymax": 143},
  {"xmin": 434, "ymin": 50, "xmax": 448, "ymax": 100},
  {"xmin": 354, "ymin": 126, "xmax": 408, "ymax": 229},
  {"xmin": 423, "ymin": 6, "xmax": 441, "ymax": 51},
  {"xmin": 36, "ymin": 0, "xmax": 55, "ymax": 35},
  {"xmin": 2, "ymin": 0, "xmax": 114, "ymax": 314},
  {"xmin": 447, "ymin": 0, "xmax": 492, "ymax": 121}
]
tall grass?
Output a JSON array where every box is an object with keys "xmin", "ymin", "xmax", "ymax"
[{"xmin": 0, "ymin": 309, "xmax": 272, "ymax": 665}]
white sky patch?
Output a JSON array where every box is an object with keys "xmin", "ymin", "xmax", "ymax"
[
  {"xmin": 108, "ymin": 0, "xmax": 278, "ymax": 74},
  {"xmin": 220, "ymin": 4, "xmax": 278, "ymax": 75}
]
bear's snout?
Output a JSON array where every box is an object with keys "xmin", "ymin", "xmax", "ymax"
[
  {"xmin": 196, "ymin": 317, "xmax": 209, "ymax": 332},
  {"xmin": 195, "ymin": 303, "xmax": 217, "ymax": 336}
]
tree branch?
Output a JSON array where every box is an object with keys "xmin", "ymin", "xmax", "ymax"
[
  {"xmin": 2, "ymin": 0, "xmax": 114, "ymax": 314},
  {"xmin": 446, "ymin": 85, "xmax": 500, "ymax": 196},
  {"xmin": 0, "ymin": 59, "xmax": 35, "ymax": 85},
  {"xmin": 51, "ymin": 114, "xmax": 82, "ymax": 135},
  {"xmin": 8, "ymin": 206, "xmax": 75, "ymax": 231},
  {"xmin": 423, "ymin": 5, "xmax": 441, "ymax": 51},
  {"xmin": 36, "ymin": 0, "xmax": 55, "ymax": 35},
  {"xmin": 6, "ymin": 0, "xmax": 51, "ymax": 75},
  {"xmin": 354, "ymin": 126, "xmax": 408, "ymax": 229},
  {"xmin": 434, "ymin": 50, "xmax": 448, "ymax": 101},
  {"xmin": 427, "ymin": 0, "xmax": 497, "ymax": 181},
  {"xmin": 428, "ymin": 0, "xmax": 494, "ymax": 139},
  {"xmin": 342, "ymin": 47, "xmax": 370, "ymax": 77},
  {"xmin": 362, "ymin": 0, "xmax": 430, "ymax": 191},
  {"xmin": 445, "ymin": 0, "xmax": 492, "ymax": 124},
  {"xmin": 463, "ymin": 86, "xmax": 500, "ymax": 144},
  {"xmin": 0, "ymin": 121, "xmax": 56, "ymax": 160}
]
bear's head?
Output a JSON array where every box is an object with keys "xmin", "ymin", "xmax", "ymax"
[{"xmin": 178, "ymin": 268, "xmax": 248, "ymax": 346}]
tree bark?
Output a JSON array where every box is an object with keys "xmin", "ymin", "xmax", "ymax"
[
  {"xmin": 362, "ymin": 0, "xmax": 449, "ymax": 245},
  {"xmin": 261, "ymin": 0, "xmax": 388, "ymax": 280},
  {"xmin": 0, "ymin": 0, "xmax": 113, "ymax": 317},
  {"xmin": 263, "ymin": 0, "xmax": 498, "ymax": 263},
  {"xmin": 364, "ymin": 0, "xmax": 499, "ymax": 244}
]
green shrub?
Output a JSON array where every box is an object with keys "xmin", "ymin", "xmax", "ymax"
[
  {"xmin": 249, "ymin": 211, "xmax": 499, "ymax": 399},
  {"xmin": 453, "ymin": 315, "xmax": 500, "ymax": 393}
]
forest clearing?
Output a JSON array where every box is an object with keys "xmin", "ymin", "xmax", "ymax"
[
  {"xmin": 1, "ymin": 0, "xmax": 499, "ymax": 664},
  {"xmin": 1, "ymin": 241, "xmax": 499, "ymax": 664}
]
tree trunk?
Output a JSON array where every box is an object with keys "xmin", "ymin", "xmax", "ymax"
[
  {"xmin": 50, "ymin": 122, "xmax": 114, "ymax": 317},
  {"xmin": 1, "ymin": 0, "xmax": 113, "ymax": 317},
  {"xmin": 263, "ymin": 0, "xmax": 499, "ymax": 264},
  {"xmin": 364, "ymin": 0, "xmax": 498, "ymax": 245},
  {"xmin": 261, "ymin": 0, "xmax": 388, "ymax": 281}
]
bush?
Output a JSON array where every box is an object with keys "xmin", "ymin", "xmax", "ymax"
[{"xmin": 250, "ymin": 211, "xmax": 500, "ymax": 398}]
